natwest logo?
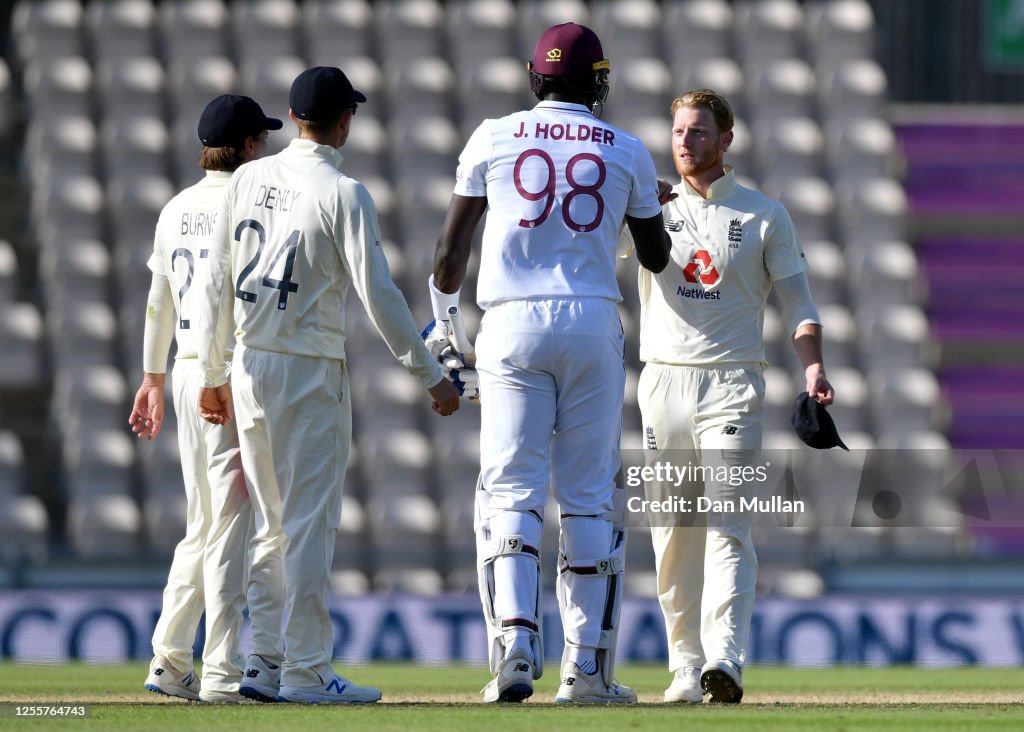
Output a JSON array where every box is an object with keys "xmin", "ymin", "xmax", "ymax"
[{"xmin": 683, "ymin": 250, "xmax": 720, "ymax": 285}]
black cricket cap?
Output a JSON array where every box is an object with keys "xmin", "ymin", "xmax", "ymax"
[
  {"xmin": 791, "ymin": 392, "xmax": 849, "ymax": 451},
  {"xmin": 289, "ymin": 66, "xmax": 367, "ymax": 122},
  {"xmin": 197, "ymin": 94, "xmax": 282, "ymax": 148}
]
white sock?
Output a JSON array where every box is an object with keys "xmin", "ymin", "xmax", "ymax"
[
  {"xmin": 506, "ymin": 629, "xmax": 535, "ymax": 664},
  {"xmin": 568, "ymin": 646, "xmax": 598, "ymax": 675}
]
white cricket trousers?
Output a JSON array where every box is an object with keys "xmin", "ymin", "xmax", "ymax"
[
  {"xmin": 476, "ymin": 298, "xmax": 625, "ymax": 648},
  {"xmin": 230, "ymin": 346, "xmax": 350, "ymax": 688},
  {"xmin": 151, "ymin": 359, "xmax": 281, "ymax": 693},
  {"xmin": 638, "ymin": 362, "xmax": 764, "ymax": 671}
]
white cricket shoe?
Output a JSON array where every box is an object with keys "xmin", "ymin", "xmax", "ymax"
[
  {"xmin": 664, "ymin": 666, "xmax": 703, "ymax": 703},
  {"xmin": 700, "ymin": 659, "xmax": 743, "ymax": 703},
  {"xmin": 555, "ymin": 662, "xmax": 637, "ymax": 704},
  {"xmin": 199, "ymin": 688, "xmax": 248, "ymax": 703},
  {"xmin": 278, "ymin": 675, "xmax": 382, "ymax": 704},
  {"xmin": 239, "ymin": 654, "xmax": 281, "ymax": 703},
  {"xmin": 481, "ymin": 649, "xmax": 534, "ymax": 703},
  {"xmin": 144, "ymin": 655, "xmax": 200, "ymax": 701}
]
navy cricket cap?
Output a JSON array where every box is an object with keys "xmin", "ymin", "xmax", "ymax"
[
  {"xmin": 791, "ymin": 392, "xmax": 849, "ymax": 451},
  {"xmin": 197, "ymin": 94, "xmax": 282, "ymax": 148},
  {"xmin": 530, "ymin": 22, "xmax": 610, "ymax": 77},
  {"xmin": 289, "ymin": 66, "xmax": 367, "ymax": 122}
]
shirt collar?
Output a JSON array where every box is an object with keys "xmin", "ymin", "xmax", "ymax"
[
  {"xmin": 286, "ymin": 137, "xmax": 344, "ymax": 168},
  {"xmin": 204, "ymin": 170, "xmax": 233, "ymax": 181},
  {"xmin": 534, "ymin": 100, "xmax": 595, "ymax": 116},
  {"xmin": 678, "ymin": 166, "xmax": 737, "ymax": 202}
]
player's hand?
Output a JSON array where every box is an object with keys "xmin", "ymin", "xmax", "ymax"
[
  {"xmin": 657, "ymin": 177, "xmax": 678, "ymax": 206},
  {"xmin": 805, "ymin": 364, "xmax": 834, "ymax": 406},
  {"xmin": 199, "ymin": 384, "xmax": 234, "ymax": 425},
  {"xmin": 129, "ymin": 379, "xmax": 165, "ymax": 441},
  {"xmin": 428, "ymin": 377, "xmax": 460, "ymax": 416}
]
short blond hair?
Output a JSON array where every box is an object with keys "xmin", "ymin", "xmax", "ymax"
[{"xmin": 670, "ymin": 89, "xmax": 734, "ymax": 133}]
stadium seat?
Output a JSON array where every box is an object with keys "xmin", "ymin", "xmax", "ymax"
[
  {"xmin": 0, "ymin": 431, "xmax": 49, "ymax": 565},
  {"xmin": 760, "ymin": 175, "xmax": 836, "ymax": 242},
  {"xmin": 100, "ymin": 116, "xmax": 171, "ymax": 180},
  {"xmin": 446, "ymin": 0, "xmax": 517, "ymax": 71},
  {"xmin": 159, "ymin": 0, "xmax": 230, "ymax": 61},
  {"xmin": 818, "ymin": 59, "xmax": 888, "ymax": 121},
  {"xmin": 805, "ymin": 0, "xmax": 876, "ymax": 72},
  {"xmin": 12, "ymin": 0, "xmax": 85, "ymax": 66},
  {"xmin": 240, "ymin": 54, "xmax": 307, "ymax": 127},
  {"xmin": 868, "ymin": 367, "xmax": 946, "ymax": 433},
  {"xmin": 86, "ymin": 0, "xmax": 158, "ymax": 64},
  {"xmin": 46, "ymin": 300, "xmax": 119, "ymax": 370},
  {"xmin": 375, "ymin": 0, "xmax": 445, "ymax": 63},
  {"xmin": 456, "ymin": 57, "xmax": 530, "ymax": 131},
  {"xmin": 846, "ymin": 240, "xmax": 924, "ymax": 309},
  {"xmin": 0, "ymin": 304, "xmax": 45, "ymax": 389},
  {"xmin": 0, "ymin": 240, "xmax": 17, "ymax": 305},
  {"xmin": 733, "ymin": 0, "xmax": 804, "ymax": 66},
  {"xmin": 605, "ymin": 57, "xmax": 672, "ymax": 128},
  {"xmin": 94, "ymin": 55, "xmax": 167, "ymax": 123},
  {"xmin": 21, "ymin": 55, "xmax": 94, "ymax": 119},
  {"xmin": 825, "ymin": 116, "xmax": 899, "ymax": 181},
  {"xmin": 802, "ymin": 240, "xmax": 846, "ymax": 306},
  {"xmin": 752, "ymin": 115, "xmax": 825, "ymax": 178},
  {"xmin": 52, "ymin": 364, "xmax": 128, "ymax": 435},
  {"xmin": 663, "ymin": 0, "xmax": 734, "ymax": 69},
  {"xmin": 858, "ymin": 304, "xmax": 935, "ymax": 371},
  {"xmin": 230, "ymin": 0, "xmax": 300, "ymax": 65},
  {"xmin": 167, "ymin": 56, "xmax": 239, "ymax": 127},
  {"xmin": 517, "ymin": 0, "xmax": 589, "ymax": 54},
  {"xmin": 836, "ymin": 175, "xmax": 908, "ymax": 242},
  {"xmin": 66, "ymin": 493, "xmax": 141, "ymax": 558},
  {"xmin": 24, "ymin": 116, "xmax": 99, "ymax": 185},
  {"xmin": 0, "ymin": 60, "xmax": 13, "ymax": 142},
  {"xmin": 590, "ymin": 0, "xmax": 661, "ymax": 66},
  {"xmin": 384, "ymin": 56, "xmax": 456, "ymax": 120},
  {"xmin": 745, "ymin": 58, "xmax": 817, "ymax": 121},
  {"xmin": 670, "ymin": 57, "xmax": 745, "ymax": 114},
  {"xmin": 302, "ymin": 0, "xmax": 374, "ymax": 66}
]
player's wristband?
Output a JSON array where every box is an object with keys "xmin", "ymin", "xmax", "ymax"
[{"xmin": 428, "ymin": 275, "xmax": 461, "ymax": 322}]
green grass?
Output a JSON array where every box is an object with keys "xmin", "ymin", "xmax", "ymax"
[{"xmin": 1, "ymin": 663, "xmax": 1022, "ymax": 731}]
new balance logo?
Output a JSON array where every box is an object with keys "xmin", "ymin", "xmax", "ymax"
[
  {"xmin": 722, "ymin": 425, "xmax": 738, "ymax": 435},
  {"xmin": 665, "ymin": 219, "xmax": 685, "ymax": 232},
  {"xmin": 245, "ymin": 669, "xmax": 260, "ymax": 678},
  {"xmin": 153, "ymin": 668, "xmax": 164, "ymax": 676},
  {"xmin": 326, "ymin": 678, "xmax": 349, "ymax": 694},
  {"xmin": 514, "ymin": 663, "xmax": 530, "ymax": 673},
  {"xmin": 563, "ymin": 677, "xmax": 575, "ymax": 686}
]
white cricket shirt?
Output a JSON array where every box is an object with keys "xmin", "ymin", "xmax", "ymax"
[
  {"xmin": 148, "ymin": 170, "xmax": 234, "ymax": 361},
  {"xmin": 198, "ymin": 138, "xmax": 442, "ymax": 389},
  {"xmin": 638, "ymin": 169, "xmax": 807, "ymax": 367},
  {"xmin": 454, "ymin": 101, "xmax": 662, "ymax": 308}
]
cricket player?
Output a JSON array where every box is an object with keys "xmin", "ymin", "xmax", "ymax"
[
  {"xmin": 630, "ymin": 89, "xmax": 835, "ymax": 703},
  {"xmin": 431, "ymin": 23, "xmax": 672, "ymax": 704},
  {"xmin": 130, "ymin": 94, "xmax": 285, "ymax": 703},
  {"xmin": 196, "ymin": 66, "xmax": 460, "ymax": 704}
]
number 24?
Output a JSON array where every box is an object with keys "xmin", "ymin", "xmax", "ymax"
[{"xmin": 233, "ymin": 219, "xmax": 301, "ymax": 310}]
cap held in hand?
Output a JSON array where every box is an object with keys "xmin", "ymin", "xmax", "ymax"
[
  {"xmin": 198, "ymin": 94, "xmax": 282, "ymax": 148},
  {"xmin": 791, "ymin": 392, "xmax": 849, "ymax": 451}
]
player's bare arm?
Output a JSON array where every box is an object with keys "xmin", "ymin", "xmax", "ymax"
[
  {"xmin": 625, "ymin": 212, "xmax": 672, "ymax": 273},
  {"xmin": 792, "ymin": 324, "xmax": 835, "ymax": 406},
  {"xmin": 434, "ymin": 194, "xmax": 487, "ymax": 292},
  {"xmin": 129, "ymin": 373, "xmax": 166, "ymax": 441}
]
